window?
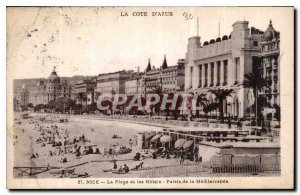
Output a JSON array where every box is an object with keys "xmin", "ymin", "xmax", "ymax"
[
  {"xmin": 217, "ymin": 61, "xmax": 221, "ymax": 85},
  {"xmin": 235, "ymin": 57, "xmax": 240, "ymax": 83},
  {"xmin": 223, "ymin": 60, "xmax": 228, "ymax": 85},
  {"xmin": 190, "ymin": 67, "xmax": 193, "ymax": 87},
  {"xmin": 199, "ymin": 65, "xmax": 202, "ymax": 87},
  {"xmin": 204, "ymin": 64, "xmax": 208, "ymax": 87},
  {"xmin": 253, "ymin": 41, "xmax": 258, "ymax": 47},
  {"xmin": 211, "ymin": 63, "xmax": 214, "ymax": 86}
]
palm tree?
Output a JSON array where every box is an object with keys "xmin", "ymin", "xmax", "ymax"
[
  {"xmin": 194, "ymin": 93, "xmax": 207, "ymax": 118},
  {"xmin": 203, "ymin": 102, "xmax": 219, "ymax": 119},
  {"xmin": 243, "ymin": 73, "xmax": 271, "ymax": 125},
  {"xmin": 243, "ymin": 73, "xmax": 270, "ymax": 94},
  {"xmin": 149, "ymin": 86, "xmax": 165, "ymax": 116},
  {"xmin": 208, "ymin": 89, "xmax": 234, "ymax": 123}
]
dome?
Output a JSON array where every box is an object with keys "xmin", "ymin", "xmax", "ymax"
[
  {"xmin": 48, "ymin": 67, "xmax": 60, "ymax": 83},
  {"xmin": 209, "ymin": 39, "xmax": 215, "ymax": 44},
  {"xmin": 203, "ymin": 41, "xmax": 209, "ymax": 46},
  {"xmin": 216, "ymin": 37, "xmax": 221, "ymax": 42},
  {"xmin": 222, "ymin": 35, "xmax": 228, "ymax": 41},
  {"xmin": 263, "ymin": 20, "xmax": 277, "ymax": 41}
]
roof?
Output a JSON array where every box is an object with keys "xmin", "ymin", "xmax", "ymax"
[{"xmin": 199, "ymin": 142, "xmax": 280, "ymax": 149}]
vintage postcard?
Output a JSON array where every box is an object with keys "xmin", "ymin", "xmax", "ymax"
[{"xmin": 6, "ymin": 7, "xmax": 294, "ymax": 189}]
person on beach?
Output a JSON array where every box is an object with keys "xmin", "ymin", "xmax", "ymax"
[
  {"xmin": 113, "ymin": 161, "xmax": 118, "ymax": 170},
  {"xmin": 123, "ymin": 164, "xmax": 129, "ymax": 173}
]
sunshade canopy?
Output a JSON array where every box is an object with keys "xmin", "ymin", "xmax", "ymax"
[
  {"xmin": 151, "ymin": 134, "xmax": 162, "ymax": 142},
  {"xmin": 160, "ymin": 135, "xmax": 171, "ymax": 143},
  {"xmin": 183, "ymin": 140, "xmax": 194, "ymax": 149},
  {"xmin": 175, "ymin": 139, "xmax": 186, "ymax": 148}
]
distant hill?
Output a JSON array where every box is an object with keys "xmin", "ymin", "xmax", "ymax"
[{"xmin": 13, "ymin": 75, "xmax": 96, "ymax": 93}]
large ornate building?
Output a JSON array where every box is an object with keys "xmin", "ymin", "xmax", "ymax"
[
  {"xmin": 258, "ymin": 20, "xmax": 280, "ymax": 107},
  {"xmin": 15, "ymin": 67, "xmax": 76, "ymax": 108},
  {"xmin": 185, "ymin": 20, "xmax": 279, "ymax": 119}
]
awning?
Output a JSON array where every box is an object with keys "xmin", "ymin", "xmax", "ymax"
[
  {"xmin": 183, "ymin": 140, "xmax": 194, "ymax": 149},
  {"xmin": 175, "ymin": 139, "xmax": 186, "ymax": 148},
  {"xmin": 151, "ymin": 134, "xmax": 162, "ymax": 142},
  {"xmin": 160, "ymin": 135, "xmax": 171, "ymax": 143}
]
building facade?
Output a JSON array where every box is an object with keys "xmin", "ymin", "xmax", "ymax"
[
  {"xmin": 258, "ymin": 20, "xmax": 280, "ymax": 107},
  {"xmin": 15, "ymin": 67, "xmax": 76, "ymax": 107},
  {"xmin": 95, "ymin": 70, "xmax": 134, "ymax": 97},
  {"xmin": 185, "ymin": 21, "xmax": 267, "ymax": 118},
  {"xmin": 74, "ymin": 78, "xmax": 97, "ymax": 106},
  {"xmin": 124, "ymin": 73, "xmax": 144, "ymax": 95},
  {"xmin": 143, "ymin": 57, "xmax": 185, "ymax": 94}
]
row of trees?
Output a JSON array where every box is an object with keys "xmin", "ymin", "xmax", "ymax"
[
  {"xmin": 32, "ymin": 97, "xmax": 98, "ymax": 114},
  {"xmin": 148, "ymin": 86, "xmax": 233, "ymax": 122},
  {"xmin": 18, "ymin": 71, "xmax": 280, "ymax": 126}
]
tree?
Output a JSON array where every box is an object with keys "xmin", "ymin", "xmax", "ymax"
[
  {"xmin": 47, "ymin": 100, "xmax": 55, "ymax": 110},
  {"xmin": 34, "ymin": 104, "xmax": 44, "ymax": 112},
  {"xmin": 149, "ymin": 86, "xmax": 166, "ymax": 116},
  {"xmin": 208, "ymin": 89, "xmax": 234, "ymax": 123},
  {"xmin": 78, "ymin": 93, "xmax": 87, "ymax": 114},
  {"xmin": 203, "ymin": 102, "xmax": 219, "ymax": 119},
  {"xmin": 27, "ymin": 103, "xmax": 34, "ymax": 108},
  {"xmin": 54, "ymin": 97, "xmax": 75, "ymax": 113},
  {"xmin": 243, "ymin": 73, "xmax": 271, "ymax": 125},
  {"xmin": 194, "ymin": 93, "xmax": 207, "ymax": 118},
  {"xmin": 171, "ymin": 94, "xmax": 183, "ymax": 120}
]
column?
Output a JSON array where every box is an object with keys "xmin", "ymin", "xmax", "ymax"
[
  {"xmin": 220, "ymin": 60, "xmax": 224, "ymax": 85},
  {"xmin": 198, "ymin": 64, "xmax": 202, "ymax": 88},
  {"xmin": 214, "ymin": 62, "xmax": 218, "ymax": 86},
  {"xmin": 208, "ymin": 63, "xmax": 211, "ymax": 87},
  {"xmin": 201, "ymin": 64, "xmax": 205, "ymax": 88}
]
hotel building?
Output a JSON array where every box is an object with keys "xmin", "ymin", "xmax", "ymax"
[{"xmin": 185, "ymin": 21, "xmax": 269, "ymax": 118}]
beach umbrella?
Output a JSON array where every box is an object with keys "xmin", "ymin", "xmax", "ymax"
[
  {"xmin": 183, "ymin": 140, "xmax": 194, "ymax": 149},
  {"xmin": 150, "ymin": 134, "xmax": 162, "ymax": 142},
  {"xmin": 160, "ymin": 135, "xmax": 171, "ymax": 143},
  {"xmin": 174, "ymin": 139, "xmax": 186, "ymax": 148}
]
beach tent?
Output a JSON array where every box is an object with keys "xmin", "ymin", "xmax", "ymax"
[
  {"xmin": 174, "ymin": 139, "xmax": 186, "ymax": 148},
  {"xmin": 183, "ymin": 140, "xmax": 194, "ymax": 149},
  {"xmin": 150, "ymin": 134, "xmax": 162, "ymax": 142},
  {"xmin": 160, "ymin": 135, "xmax": 171, "ymax": 143}
]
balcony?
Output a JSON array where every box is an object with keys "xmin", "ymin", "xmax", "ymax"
[
  {"xmin": 223, "ymin": 81, "xmax": 227, "ymax": 86},
  {"xmin": 233, "ymin": 81, "xmax": 238, "ymax": 85},
  {"xmin": 204, "ymin": 83, "xmax": 208, "ymax": 88},
  {"xmin": 216, "ymin": 82, "xmax": 220, "ymax": 86}
]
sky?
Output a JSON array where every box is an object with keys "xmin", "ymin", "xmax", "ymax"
[{"xmin": 7, "ymin": 7, "xmax": 292, "ymax": 79}]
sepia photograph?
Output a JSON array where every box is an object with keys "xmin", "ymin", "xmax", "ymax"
[{"xmin": 6, "ymin": 6, "xmax": 294, "ymax": 189}]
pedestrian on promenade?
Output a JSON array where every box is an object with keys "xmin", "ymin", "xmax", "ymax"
[
  {"xmin": 180, "ymin": 149, "xmax": 186, "ymax": 165},
  {"xmin": 193, "ymin": 146, "xmax": 199, "ymax": 162},
  {"xmin": 237, "ymin": 119, "xmax": 241, "ymax": 130},
  {"xmin": 228, "ymin": 117, "xmax": 231, "ymax": 129}
]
